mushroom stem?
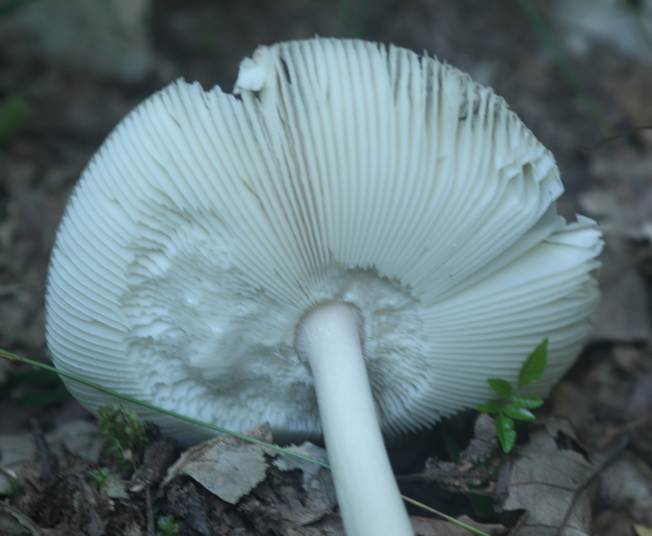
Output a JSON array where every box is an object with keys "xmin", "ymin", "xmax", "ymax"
[{"xmin": 296, "ymin": 302, "xmax": 413, "ymax": 536}]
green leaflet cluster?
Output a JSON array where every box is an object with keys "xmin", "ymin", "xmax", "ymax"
[{"xmin": 478, "ymin": 339, "xmax": 548, "ymax": 453}]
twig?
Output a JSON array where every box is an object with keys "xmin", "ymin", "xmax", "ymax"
[
  {"xmin": 598, "ymin": 410, "xmax": 652, "ymax": 450},
  {"xmin": 577, "ymin": 125, "xmax": 652, "ymax": 154}
]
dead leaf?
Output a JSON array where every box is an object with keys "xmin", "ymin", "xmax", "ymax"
[
  {"xmin": 162, "ymin": 428, "xmax": 339, "ymax": 532},
  {"xmin": 240, "ymin": 442, "xmax": 337, "ymax": 529},
  {"xmin": 0, "ymin": 420, "xmax": 101, "ymax": 494},
  {"xmin": 412, "ymin": 515, "xmax": 505, "ymax": 536},
  {"xmin": 163, "ymin": 425, "xmax": 271, "ymax": 504},
  {"xmin": 272, "ymin": 441, "xmax": 328, "ymax": 488},
  {"xmin": 500, "ymin": 419, "xmax": 595, "ymax": 535},
  {"xmin": 406, "ymin": 414, "xmax": 499, "ymax": 494},
  {"xmin": 104, "ymin": 473, "xmax": 128, "ymax": 500},
  {"xmin": 600, "ymin": 455, "xmax": 652, "ymax": 522}
]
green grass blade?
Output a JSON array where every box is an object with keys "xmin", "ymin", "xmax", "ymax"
[
  {"xmin": 0, "ymin": 348, "xmax": 328, "ymax": 468},
  {"xmin": 402, "ymin": 496, "xmax": 492, "ymax": 536},
  {"xmin": 0, "ymin": 348, "xmax": 490, "ymax": 536}
]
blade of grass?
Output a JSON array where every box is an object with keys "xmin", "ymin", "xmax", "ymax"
[
  {"xmin": 0, "ymin": 348, "xmax": 327, "ymax": 468},
  {"xmin": 0, "ymin": 348, "xmax": 490, "ymax": 536},
  {"xmin": 402, "ymin": 497, "xmax": 492, "ymax": 536}
]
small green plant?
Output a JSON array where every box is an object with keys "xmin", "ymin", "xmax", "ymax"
[
  {"xmin": 478, "ymin": 338, "xmax": 548, "ymax": 453},
  {"xmin": 98, "ymin": 405, "xmax": 148, "ymax": 472},
  {"xmin": 87, "ymin": 467, "xmax": 110, "ymax": 490},
  {"xmin": 157, "ymin": 515, "xmax": 179, "ymax": 536}
]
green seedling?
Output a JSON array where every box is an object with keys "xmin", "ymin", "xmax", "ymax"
[
  {"xmin": 87, "ymin": 467, "xmax": 110, "ymax": 490},
  {"xmin": 477, "ymin": 338, "xmax": 548, "ymax": 453},
  {"xmin": 157, "ymin": 515, "xmax": 179, "ymax": 536},
  {"xmin": 98, "ymin": 405, "xmax": 148, "ymax": 473}
]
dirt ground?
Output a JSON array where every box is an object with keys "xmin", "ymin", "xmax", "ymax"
[{"xmin": 1, "ymin": 1, "xmax": 651, "ymax": 535}]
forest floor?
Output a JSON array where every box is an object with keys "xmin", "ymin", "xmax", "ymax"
[{"xmin": 0, "ymin": 1, "xmax": 651, "ymax": 535}]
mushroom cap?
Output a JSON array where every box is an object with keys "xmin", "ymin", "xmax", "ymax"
[{"xmin": 46, "ymin": 38, "xmax": 602, "ymax": 441}]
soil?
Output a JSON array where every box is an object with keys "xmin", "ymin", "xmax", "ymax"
[{"xmin": 0, "ymin": 1, "xmax": 651, "ymax": 535}]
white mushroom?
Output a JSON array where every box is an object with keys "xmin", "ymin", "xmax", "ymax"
[{"xmin": 46, "ymin": 38, "xmax": 602, "ymax": 536}]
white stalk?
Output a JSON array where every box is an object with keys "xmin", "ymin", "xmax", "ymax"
[{"xmin": 296, "ymin": 302, "xmax": 413, "ymax": 536}]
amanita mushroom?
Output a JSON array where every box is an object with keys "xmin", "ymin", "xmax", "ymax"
[{"xmin": 46, "ymin": 38, "xmax": 602, "ymax": 535}]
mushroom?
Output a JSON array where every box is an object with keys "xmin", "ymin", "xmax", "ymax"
[{"xmin": 46, "ymin": 38, "xmax": 602, "ymax": 536}]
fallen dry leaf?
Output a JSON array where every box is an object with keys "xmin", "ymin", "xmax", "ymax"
[
  {"xmin": 104, "ymin": 473, "xmax": 128, "ymax": 500},
  {"xmin": 163, "ymin": 425, "xmax": 272, "ymax": 505},
  {"xmin": 412, "ymin": 515, "xmax": 505, "ymax": 536},
  {"xmin": 272, "ymin": 442, "xmax": 328, "ymax": 486},
  {"xmin": 0, "ymin": 420, "xmax": 101, "ymax": 495},
  {"xmin": 500, "ymin": 419, "xmax": 595, "ymax": 535},
  {"xmin": 163, "ymin": 429, "xmax": 338, "ymax": 533},
  {"xmin": 406, "ymin": 414, "xmax": 499, "ymax": 495}
]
